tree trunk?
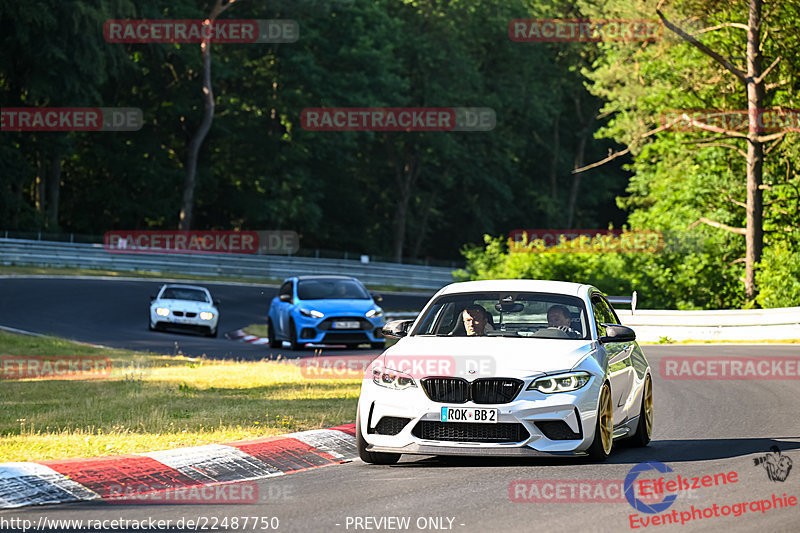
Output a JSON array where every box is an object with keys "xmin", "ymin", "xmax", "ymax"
[
  {"xmin": 385, "ymin": 138, "xmax": 420, "ymax": 263},
  {"xmin": 744, "ymin": 0, "xmax": 764, "ymax": 301},
  {"xmin": 549, "ymin": 113, "xmax": 560, "ymax": 205},
  {"xmin": 35, "ymin": 151, "xmax": 45, "ymax": 215},
  {"xmin": 45, "ymin": 153, "xmax": 62, "ymax": 230},
  {"xmin": 566, "ymin": 96, "xmax": 594, "ymax": 229},
  {"xmin": 179, "ymin": 0, "xmax": 239, "ymax": 230},
  {"xmin": 411, "ymin": 191, "xmax": 437, "ymax": 259}
]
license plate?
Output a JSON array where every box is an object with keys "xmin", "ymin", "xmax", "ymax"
[
  {"xmin": 332, "ymin": 320, "xmax": 360, "ymax": 329},
  {"xmin": 440, "ymin": 407, "xmax": 497, "ymax": 423}
]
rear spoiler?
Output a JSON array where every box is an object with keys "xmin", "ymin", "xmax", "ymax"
[{"xmin": 607, "ymin": 291, "xmax": 637, "ymax": 315}]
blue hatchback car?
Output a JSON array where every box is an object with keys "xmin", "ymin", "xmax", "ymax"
[{"xmin": 267, "ymin": 275, "xmax": 386, "ymax": 350}]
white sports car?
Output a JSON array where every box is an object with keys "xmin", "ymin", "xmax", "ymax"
[
  {"xmin": 149, "ymin": 284, "xmax": 220, "ymax": 337},
  {"xmin": 356, "ymin": 279, "xmax": 653, "ymax": 464}
]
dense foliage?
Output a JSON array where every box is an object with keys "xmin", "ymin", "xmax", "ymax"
[
  {"xmin": 1, "ymin": 0, "xmax": 628, "ymax": 262},
  {"xmin": 459, "ymin": 0, "xmax": 800, "ymax": 308}
]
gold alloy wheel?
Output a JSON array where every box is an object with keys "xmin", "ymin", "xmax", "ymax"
[
  {"xmin": 643, "ymin": 376, "xmax": 654, "ymax": 438},
  {"xmin": 599, "ymin": 385, "xmax": 613, "ymax": 455}
]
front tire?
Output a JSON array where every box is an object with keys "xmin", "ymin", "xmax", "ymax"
[
  {"xmin": 628, "ymin": 374, "xmax": 653, "ymax": 447},
  {"xmin": 356, "ymin": 406, "xmax": 401, "ymax": 465},
  {"xmin": 288, "ymin": 320, "xmax": 300, "ymax": 351},
  {"xmin": 267, "ymin": 319, "xmax": 281, "ymax": 348},
  {"xmin": 587, "ymin": 383, "xmax": 613, "ymax": 461},
  {"xmin": 206, "ymin": 326, "xmax": 218, "ymax": 338}
]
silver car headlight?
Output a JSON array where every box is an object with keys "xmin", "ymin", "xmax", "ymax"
[
  {"xmin": 199, "ymin": 311, "xmax": 214, "ymax": 320},
  {"xmin": 155, "ymin": 307, "xmax": 170, "ymax": 317},
  {"xmin": 527, "ymin": 371, "xmax": 591, "ymax": 393},
  {"xmin": 299, "ymin": 308, "xmax": 324, "ymax": 318},
  {"xmin": 372, "ymin": 368, "xmax": 416, "ymax": 390},
  {"xmin": 366, "ymin": 308, "xmax": 383, "ymax": 318}
]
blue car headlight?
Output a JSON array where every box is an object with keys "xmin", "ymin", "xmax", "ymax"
[
  {"xmin": 366, "ymin": 308, "xmax": 383, "ymax": 318},
  {"xmin": 299, "ymin": 308, "xmax": 324, "ymax": 318}
]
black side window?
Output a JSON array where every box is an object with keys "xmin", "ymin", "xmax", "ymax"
[
  {"xmin": 279, "ymin": 282, "xmax": 293, "ymax": 298},
  {"xmin": 591, "ymin": 295, "xmax": 617, "ymax": 337}
]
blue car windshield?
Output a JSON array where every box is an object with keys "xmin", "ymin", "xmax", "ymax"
[{"xmin": 297, "ymin": 279, "xmax": 370, "ymax": 300}]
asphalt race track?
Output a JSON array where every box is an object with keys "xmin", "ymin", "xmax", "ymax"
[
  {"xmin": 2, "ymin": 345, "xmax": 798, "ymax": 532},
  {"xmin": 1, "ymin": 278, "xmax": 799, "ymax": 532},
  {"xmin": 0, "ymin": 276, "xmax": 431, "ymax": 359}
]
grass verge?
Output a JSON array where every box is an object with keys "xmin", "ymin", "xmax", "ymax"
[{"xmin": 0, "ymin": 331, "xmax": 360, "ymax": 462}]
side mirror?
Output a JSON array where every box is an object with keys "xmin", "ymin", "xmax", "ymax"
[
  {"xmin": 372, "ymin": 293, "xmax": 384, "ymax": 303},
  {"xmin": 213, "ymin": 299, "xmax": 221, "ymax": 307},
  {"xmin": 150, "ymin": 295, "xmax": 157, "ymax": 301},
  {"xmin": 382, "ymin": 319, "xmax": 413, "ymax": 339},
  {"xmin": 599, "ymin": 324, "xmax": 636, "ymax": 344},
  {"xmin": 279, "ymin": 293, "xmax": 292, "ymax": 303}
]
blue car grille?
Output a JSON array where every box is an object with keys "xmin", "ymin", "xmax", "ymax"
[{"xmin": 316, "ymin": 317, "xmax": 372, "ymax": 330}]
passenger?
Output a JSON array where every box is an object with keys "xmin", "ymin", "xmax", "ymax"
[
  {"xmin": 547, "ymin": 305, "xmax": 580, "ymax": 338},
  {"xmin": 462, "ymin": 305, "xmax": 495, "ymax": 336}
]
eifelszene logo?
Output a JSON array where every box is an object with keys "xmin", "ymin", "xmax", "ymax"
[{"xmin": 754, "ymin": 446, "xmax": 793, "ymax": 482}]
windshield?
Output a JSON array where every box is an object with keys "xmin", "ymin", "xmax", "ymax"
[
  {"xmin": 297, "ymin": 279, "xmax": 370, "ymax": 300},
  {"xmin": 411, "ymin": 292, "xmax": 590, "ymax": 340},
  {"xmin": 160, "ymin": 288, "xmax": 210, "ymax": 302}
]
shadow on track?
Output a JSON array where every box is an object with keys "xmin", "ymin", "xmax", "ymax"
[{"xmin": 383, "ymin": 437, "xmax": 800, "ymax": 468}]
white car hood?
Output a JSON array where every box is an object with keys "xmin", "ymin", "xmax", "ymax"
[{"xmin": 380, "ymin": 336, "xmax": 596, "ymax": 379}]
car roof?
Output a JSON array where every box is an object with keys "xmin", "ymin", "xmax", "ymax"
[
  {"xmin": 160, "ymin": 284, "xmax": 211, "ymax": 292},
  {"xmin": 292, "ymin": 275, "xmax": 360, "ymax": 281},
  {"xmin": 436, "ymin": 279, "xmax": 593, "ymax": 298}
]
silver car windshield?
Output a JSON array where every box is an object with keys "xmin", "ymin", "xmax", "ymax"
[
  {"xmin": 160, "ymin": 288, "xmax": 209, "ymax": 302},
  {"xmin": 411, "ymin": 292, "xmax": 590, "ymax": 340}
]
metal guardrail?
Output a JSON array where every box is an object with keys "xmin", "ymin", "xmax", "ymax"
[
  {"xmin": 0, "ymin": 238, "xmax": 455, "ymax": 290},
  {"xmin": 618, "ymin": 307, "xmax": 800, "ymax": 342}
]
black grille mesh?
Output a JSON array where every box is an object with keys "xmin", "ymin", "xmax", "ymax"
[
  {"xmin": 535, "ymin": 421, "xmax": 582, "ymax": 440},
  {"xmin": 412, "ymin": 421, "xmax": 529, "ymax": 443},
  {"xmin": 421, "ymin": 378, "xmax": 522, "ymax": 404},
  {"xmin": 472, "ymin": 379, "xmax": 524, "ymax": 404},
  {"xmin": 372, "ymin": 417, "xmax": 411, "ymax": 436},
  {"xmin": 421, "ymin": 378, "xmax": 470, "ymax": 403}
]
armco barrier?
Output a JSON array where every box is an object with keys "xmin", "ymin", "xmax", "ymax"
[
  {"xmin": 617, "ymin": 307, "xmax": 800, "ymax": 342},
  {"xmin": 0, "ymin": 238, "xmax": 454, "ymax": 290}
]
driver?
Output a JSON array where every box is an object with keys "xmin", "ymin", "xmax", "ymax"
[
  {"xmin": 547, "ymin": 305, "xmax": 580, "ymax": 338},
  {"xmin": 462, "ymin": 305, "xmax": 495, "ymax": 336}
]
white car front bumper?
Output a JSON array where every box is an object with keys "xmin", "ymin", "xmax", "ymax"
[{"xmin": 358, "ymin": 376, "xmax": 605, "ymax": 457}]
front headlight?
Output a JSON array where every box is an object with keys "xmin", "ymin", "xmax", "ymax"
[
  {"xmin": 372, "ymin": 368, "xmax": 416, "ymax": 390},
  {"xmin": 366, "ymin": 308, "xmax": 383, "ymax": 318},
  {"xmin": 299, "ymin": 308, "xmax": 324, "ymax": 318},
  {"xmin": 527, "ymin": 371, "xmax": 591, "ymax": 394},
  {"xmin": 199, "ymin": 311, "xmax": 214, "ymax": 320},
  {"xmin": 155, "ymin": 307, "xmax": 170, "ymax": 317}
]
